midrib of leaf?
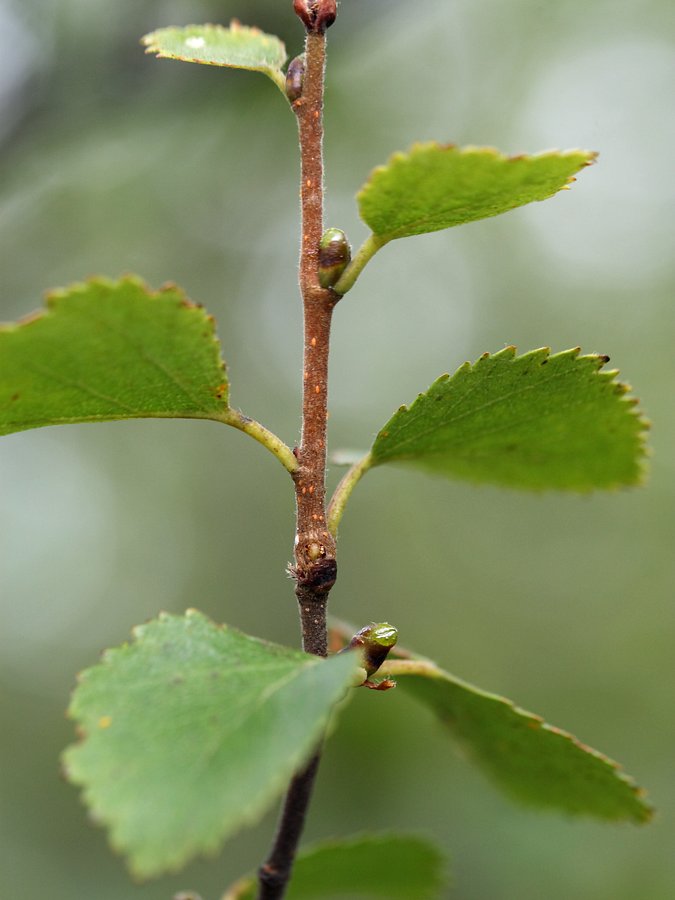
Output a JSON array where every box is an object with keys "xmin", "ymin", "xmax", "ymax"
[
  {"xmin": 4, "ymin": 358, "xmax": 139, "ymax": 418},
  {"xmin": 381, "ymin": 194, "xmax": 524, "ymax": 241},
  {"xmin": 1, "ymin": 307, "xmax": 216, "ymax": 424},
  {"xmin": 72, "ymin": 303, "xmax": 214, "ymax": 412},
  {"xmin": 258, "ymin": 664, "xmax": 314, "ymax": 705},
  {"xmin": 362, "ymin": 148, "xmax": 590, "ymax": 241}
]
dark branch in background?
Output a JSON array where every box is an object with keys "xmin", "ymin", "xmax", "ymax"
[
  {"xmin": 257, "ymin": 753, "xmax": 322, "ymax": 899},
  {"xmin": 257, "ymin": 5, "xmax": 338, "ymax": 898}
]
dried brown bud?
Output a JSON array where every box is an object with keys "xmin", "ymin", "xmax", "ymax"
[
  {"xmin": 293, "ymin": 0, "xmax": 337, "ymax": 33},
  {"xmin": 285, "ymin": 54, "xmax": 306, "ymax": 102}
]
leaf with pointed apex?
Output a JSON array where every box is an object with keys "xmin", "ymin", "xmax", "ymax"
[
  {"xmin": 369, "ymin": 347, "xmax": 647, "ymax": 491},
  {"xmin": 226, "ymin": 833, "xmax": 448, "ymax": 900},
  {"xmin": 142, "ymin": 22, "xmax": 287, "ymax": 92},
  {"xmin": 358, "ymin": 144, "xmax": 596, "ymax": 243},
  {"xmin": 0, "ymin": 276, "xmax": 231, "ymax": 436},
  {"xmin": 376, "ymin": 655, "xmax": 652, "ymax": 824},
  {"xmin": 63, "ymin": 611, "xmax": 359, "ymax": 878}
]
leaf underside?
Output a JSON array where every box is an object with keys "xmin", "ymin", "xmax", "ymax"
[
  {"xmin": 0, "ymin": 276, "xmax": 229, "ymax": 436},
  {"xmin": 358, "ymin": 143, "xmax": 596, "ymax": 242},
  {"xmin": 142, "ymin": 22, "xmax": 287, "ymax": 86},
  {"xmin": 370, "ymin": 347, "xmax": 648, "ymax": 491},
  {"xmin": 63, "ymin": 611, "xmax": 358, "ymax": 878},
  {"xmin": 385, "ymin": 657, "xmax": 652, "ymax": 824},
  {"xmin": 227, "ymin": 833, "xmax": 447, "ymax": 900}
]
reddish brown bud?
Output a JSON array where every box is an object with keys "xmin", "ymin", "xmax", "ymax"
[
  {"xmin": 293, "ymin": 0, "xmax": 337, "ymax": 33},
  {"xmin": 293, "ymin": 0, "xmax": 313, "ymax": 29},
  {"xmin": 316, "ymin": 0, "xmax": 337, "ymax": 30}
]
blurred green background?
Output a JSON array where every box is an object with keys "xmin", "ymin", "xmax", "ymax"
[{"xmin": 1, "ymin": 0, "xmax": 673, "ymax": 897}]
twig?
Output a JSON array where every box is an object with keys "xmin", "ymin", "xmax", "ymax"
[
  {"xmin": 256, "ymin": 6, "xmax": 339, "ymax": 898},
  {"xmin": 289, "ymin": 27, "xmax": 339, "ymax": 657},
  {"xmin": 257, "ymin": 753, "xmax": 322, "ymax": 899}
]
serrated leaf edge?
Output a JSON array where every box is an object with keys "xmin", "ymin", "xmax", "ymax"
[
  {"xmin": 141, "ymin": 21, "xmax": 288, "ymax": 92},
  {"xmin": 63, "ymin": 610, "xmax": 357, "ymax": 878},
  {"xmin": 0, "ymin": 274, "xmax": 228, "ymax": 425},
  {"xmin": 2, "ymin": 273, "xmax": 215, "ymax": 338},
  {"xmin": 372, "ymin": 346, "xmax": 650, "ymax": 491},
  {"xmin": 1, "ymin": 276, "xmax": 299, "ymax": 472},
  {"xmin": 379, "ymin": 659, "xmax": 653, "ymax": 824},
  {"xmin": 358, "ymin": 143, "xmax": 597, "ymax": 241}
]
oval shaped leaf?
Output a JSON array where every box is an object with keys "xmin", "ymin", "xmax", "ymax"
[
  {"xmin": 358, "ymin": 144, "xmax": 596, "ymax": 243},
  {"xmin": 142, "ymin": 22, "xmax": 287, "ymax": 92},
  {"xmin": 226, "ymin": 833, "xmax": 448, "ymax": 900},
  {"xmin": 378, "ymin": 657, "xmax": 652, "ymax": 824},
  {"xmin": 0, "ymin": 276, "xmax": 229, "ymax": 435},
  {"xmin": 63, "ymin": 611, "xmax": 359, "ymax": 878},
  {"xmin": 370, "ymin": 347, "xmax": 648, "ymax": 491}
]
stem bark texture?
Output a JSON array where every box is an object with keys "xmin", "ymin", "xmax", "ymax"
[{"xmin": 257, "ymin": 19, "xmax": 339, "ymax": 900}]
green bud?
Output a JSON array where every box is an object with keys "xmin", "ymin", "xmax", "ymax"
[
  {"xmin": 285, "ymin": 55, "xmax": 305, "ymax": 102},
  {"xmin": 318, "ymin": 228, "xmax": 351, "ymax": 289},
  {"xmin": 347, "ymin": 622, "xmax": 398, "ymax": 676}
]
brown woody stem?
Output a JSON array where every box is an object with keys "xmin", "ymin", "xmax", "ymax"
[
  {"xmin": 256, "ymin": 20, "xmax": 338, "ymax": 900},
  {"xmin": 289, "ymin": 29, "xmax": 339, "ymax": 653}
]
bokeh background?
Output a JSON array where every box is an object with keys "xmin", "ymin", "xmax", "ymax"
[{"xmin": 1, "ymin": 0, "xmax": 673, "ymax": 897}]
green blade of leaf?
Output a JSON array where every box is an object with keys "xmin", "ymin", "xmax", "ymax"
[
  {"xmin": 0, "ymin": 276, "xmax": 228, "ymax": 434},
  {"xmin": 63, "ymin": 610, "xmax": 359, "ymax": 878},
  {"xmin": 370, "ymin": 347, "xmax": 648, "ymax": 491},
  {"xmin": 0, "ymin": 276, "xmax": 297, "ymax": 471},
  {"xmin": 142, "ymin": 22, "xmax": 287, "ymax": 92},
  {"xmin": 358, "ymin": 143, "xmax": 596, "ymax": 242},
  {"xmin": 379, "ymin": 658, "xmax": 652, "ymax": 824},
  {"xmin": 225, "ymin": 833, "xmax": 448, "ymax": 900}
]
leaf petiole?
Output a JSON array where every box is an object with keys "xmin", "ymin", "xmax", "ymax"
[
  {"xmin": 326, "ymin": 451, "xmax": 373, "ymax": 536},
  {"xmin": 218, "ymin": 408, "xmax": 298, "ymax": 474},
  {"xmin": 331, "ymin": 233, "xmax": 386, "ymax": 296}
]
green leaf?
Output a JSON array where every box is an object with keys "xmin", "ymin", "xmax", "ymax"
[
  {"xmin": 369, "ymin": 347, "xmax": 647, "ymax": 491},
  {"xmin": 379, "ymin": 658, "xmax": 652, "ymax": 824},
  {"xmin": 226, "ymin": 833, "xmax": 448, "ymax": 900},
  {"xmin": 63, "ymin": 610, "xmax": 358, "ymax": 878},
  {"xmin": 358, "ymin": 143, "xmax": 596, "ymax": 242},
  {"xmin": 0, "ymin": 276, "xmax": 298, "ymax": 471},
  {"xmin": 0, "ymin": 276, "xmax": 228, "ymax": 434},
  {"xmin": 142, "ymin": 22, "xmax": 287, "ymax": 93}
]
